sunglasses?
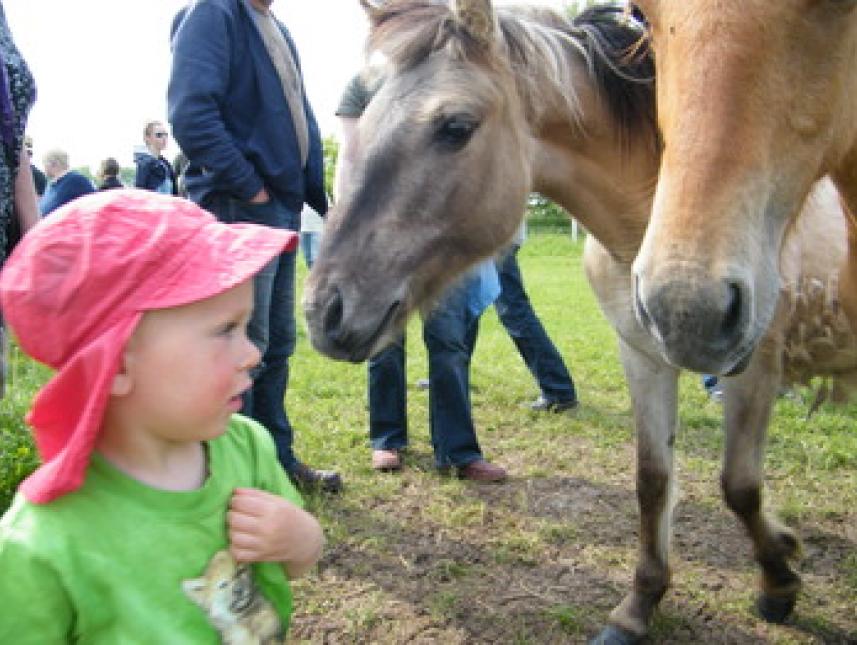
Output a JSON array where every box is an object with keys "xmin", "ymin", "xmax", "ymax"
[{"xmin": 153, "ymin": 132, "xmax": 169, "ymax": 138}]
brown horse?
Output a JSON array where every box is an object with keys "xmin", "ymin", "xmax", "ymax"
[
  {"xmin": 304, "ymin": 2, "xmax": 857, "ymax": 643},
  {"xmin": 626, "ymin": 0, "xmax": 857, "ymax": 378}
]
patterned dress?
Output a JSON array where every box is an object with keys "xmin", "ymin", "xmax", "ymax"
[{"xmin": 0, "ymin": 2, "xmax": 36, "ymax": 265}]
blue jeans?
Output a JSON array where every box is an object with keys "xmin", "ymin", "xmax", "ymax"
[
  {"xmin": 300, "ymin": 230, "xmax": 321, "ymax": 269},
  {"xmin": 494, "ymin": 245, "xmax": 577, "ymax": 404},
  {"xmin": 202, "ymin": 194, "xmax": 300, "ymax": 471},
  {"xmin": 367, "ymin": 279, "xmax": 483, "ymax": 468}
]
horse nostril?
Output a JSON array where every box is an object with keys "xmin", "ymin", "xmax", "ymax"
[
  {"xmin": 322, "ymin": 287, "xmax": 344, "ymax": 342},
  {"xmin": 633, "ymin": 274, "xmax": 653, "ymax": 331},
  {"xmin": 720, "ymin": 282, "xmax": 742, "ymax": 342}
]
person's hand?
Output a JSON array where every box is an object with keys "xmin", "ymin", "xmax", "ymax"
[
  {"xmin": 227, "ymin": 488, "xmax": 324, "ymax": 577},
  {"xmin": 249, "ymin": 187, "xmax": 270, "ymax": 204}
]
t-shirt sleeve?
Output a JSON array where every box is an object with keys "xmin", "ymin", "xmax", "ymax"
[
  {"xmin": 0, "ymin": 519, "xmax": 74, "ymax": 643},
  {"xmin": 335, "ymin": 73, "xmax": 373, "ymax": 118},
  {"xmin": 235, "ymin": 416, "xmax": 304, "ymax": 508}
]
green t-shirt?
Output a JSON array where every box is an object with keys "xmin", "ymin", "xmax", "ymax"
[
  {"xmin": 0, "ymin": 415, "xmax": 303, "ymax": 644},
  {"xmin": 335, "ymin": 69, "xmax": 384, "ymax": 118}
]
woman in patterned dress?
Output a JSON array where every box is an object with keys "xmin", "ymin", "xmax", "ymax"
[{"xmin": 0, "ymin": 1, "xmax": 39, "ymax": 397}]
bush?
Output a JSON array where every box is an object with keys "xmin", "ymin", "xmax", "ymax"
[
  {"xmin": 0, "ymin": 342, "xmax": 43, "ymax": 512},
  {"xmin": 526, "ymin": 194, "xmax": 572, "ymax": 234}
]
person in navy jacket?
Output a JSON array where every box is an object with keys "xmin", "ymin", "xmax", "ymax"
[
  {"xmin": 39, "ymin": 149, "xmax": 95, "ymax": 216},
  {"xmin": 168, "ymin": 0, "xmax": 338, "ymax": 492}
]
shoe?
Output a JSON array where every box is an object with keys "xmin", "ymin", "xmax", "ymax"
[
  {"xmin": 457, "ymin": 459, "xmax": 507, "ymax": 482},
  {"xmin": 371, "ymin": 449, "xmax": 402, "ymax": 471},
  {"xmin": 287, "ymin": 462, "xmax": 343, "ymax": 494},
  {"xmin": 529, "ymin": 396, "xmax": 578, "ymax": 413},
  {"xmin": 415, "ymin": 378, "xmax": 430, "ymax": 390}
]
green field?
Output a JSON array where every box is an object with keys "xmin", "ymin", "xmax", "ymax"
[{"xmin": 2, "ymin": 233, "xmax": 855, "ymax": 643}]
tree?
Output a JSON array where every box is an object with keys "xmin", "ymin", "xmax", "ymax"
[{"xmin": 323, "ymin": 135, "xmax": 338, "ymax": 199}]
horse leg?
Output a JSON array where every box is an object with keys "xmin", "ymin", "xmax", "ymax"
[
  {"xmin": 721, "ymin": 348, "xmax": 802, "ymax": 623},
  {"xmin": 593, "ymin": 339, "xmax": 680, "ymax": 644}
]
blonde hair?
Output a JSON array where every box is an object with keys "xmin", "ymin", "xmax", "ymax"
[
  {"xmin": 143, "ymin": 120, "xmax": 164, "ymax": 139},
  {"xmin": 43, "ymin": 149, "xmax": 69, "ymax": 170}
]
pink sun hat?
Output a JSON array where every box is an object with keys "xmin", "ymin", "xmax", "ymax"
[{"xmin": 0, "ymin": 189, "xmax": 298, "ymax": 504}]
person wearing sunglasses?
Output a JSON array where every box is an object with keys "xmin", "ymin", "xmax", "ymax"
[{"xmin": 134, "ymin": 120, "xmax": 178, "ymax": 195}]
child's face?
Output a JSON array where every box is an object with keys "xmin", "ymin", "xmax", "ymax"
[{"xmin": 118, "ymin": 280, "xmax": 260, "ymax": 442}]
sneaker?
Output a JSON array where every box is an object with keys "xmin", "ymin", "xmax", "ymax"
[
  {"xmin": 529, "ymin": 396, "xmax": 578, "ymax": 413},
  {"xmin": 371, "ymin": 449, "xmax": 402, "ymax": 472},
  {"xmin": 287, "ymin": 462, "xmax": 343, "ymax": 494},
  {"xmin": 457, "ymin": 459, "xmax": 507, "ymax": 482}
]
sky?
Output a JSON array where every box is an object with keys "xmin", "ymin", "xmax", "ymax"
[{"xmin": 4, "ymin": 0, "xmax": 572, "ymax": 172}]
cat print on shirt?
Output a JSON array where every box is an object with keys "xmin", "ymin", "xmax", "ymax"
[{"xmin": 182, "ymin": 549, "xmax": 284, "ymax": 645}]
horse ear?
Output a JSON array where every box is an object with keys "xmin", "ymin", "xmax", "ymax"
[
  {"xmin": 359, "ymin": 0, "xmax": 386, "ymax": 26},
  {"xmin": 452, "ymin": 0, "xmax": 497, "ymax": 48}
]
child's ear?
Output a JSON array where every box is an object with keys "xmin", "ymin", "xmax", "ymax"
[{"xmin": 110, "ymin": 350, "xmax": 134, "ymax": 396}]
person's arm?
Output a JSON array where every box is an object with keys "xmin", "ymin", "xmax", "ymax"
[
  {"xmin": 134, "ymin": 158, "xmax": 149, "ymax": 189},
  {"xmin": 13, "ymin": 151, "xmax": 39, "ymax": 232},
  {"xmin": 0, "ymin": 535, "xmax": 73, "ymax": 642},
  {"xmin": 333, "ymin": 116, "xmax": 360, "ymax": 203},
  {"xmin": 227, "ymin": 488, "xmax": 324, "ymax": 579},
  {"xmin": 167, "ymin": 3, "xmax": 263, "ymax": 202}
]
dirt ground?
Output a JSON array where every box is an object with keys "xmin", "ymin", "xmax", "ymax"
[{"xmin": 287, "ymin": 441, "xmax": 857, "ymax": 644}]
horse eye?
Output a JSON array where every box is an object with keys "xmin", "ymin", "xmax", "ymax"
[{"xmin": 435, "ymin": 115, "xmax": 479, "ymax": 151}]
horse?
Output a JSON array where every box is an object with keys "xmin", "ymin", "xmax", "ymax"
[
  {"xmin": 625, "ymin": 0, "xmax": 857, "ymax": 379},
  {"xmin": 303, "ymin": 2, "xmax": 857, "ymax": 643}
]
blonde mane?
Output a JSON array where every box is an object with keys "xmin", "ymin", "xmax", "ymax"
[{"xmin": 367, "ymin": 2, "xmax": 656, "ymax": 147}]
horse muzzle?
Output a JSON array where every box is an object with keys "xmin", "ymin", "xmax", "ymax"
[
  {"xmin": 632, "ymin": 268, "xmax": 756, "ymax": 375},
  {"xmin": 304, "ymin": 284, "xmax": 404, "ymax": 363}
]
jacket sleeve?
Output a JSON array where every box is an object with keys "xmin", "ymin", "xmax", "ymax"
[
  {"xmin": 167, "ymin": 3, "xmax": 263, "ymax": 202},
  {"xmin": 134, "ymin": 159, "xmax": 147, "ymax": 189}
]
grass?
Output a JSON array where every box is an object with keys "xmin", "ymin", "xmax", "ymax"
[{"xmin": 2, "ymin": 233, "xmax": 856, "ymax": 643}]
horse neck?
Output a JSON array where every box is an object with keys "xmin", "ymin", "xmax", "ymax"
[
  {"xmin": 528, "ymin": 112, "xmax": 658, "ymax": 264},
  {"xmin": 507, "ymin": 27, "xmax": 658, "ymax": 263}
]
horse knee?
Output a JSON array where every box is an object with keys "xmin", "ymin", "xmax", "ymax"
[
  {"xmin": 721, "ymin": 476, "xmax": 761, "ymax": 519},
  {"xmin": 637, "ymin": 464, "xmax": 670, "ymax": 511}
]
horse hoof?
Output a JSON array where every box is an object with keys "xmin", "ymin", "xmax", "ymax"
[
  {"xmin": 756, "ymin": 593, "xmax": 796, "ymax": 624},
  {"xmin": 589, "ymin": 624, "xmax": 642, "ymax": 645}
]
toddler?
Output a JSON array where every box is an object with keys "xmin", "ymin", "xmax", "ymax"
[{"xmin": 0, "ymin": 190, "xmax": 324, "ymax": 642}]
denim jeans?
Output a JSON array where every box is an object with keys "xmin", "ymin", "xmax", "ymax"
[
  {"xmin": 367, "ymin": 277, "xmax": 484, "ymax": 468},
  {"xmin": 202, "ymin": 194, "xmax": 299, "ymax": 471},
  {"xmin": 494, "ymin": 245, "xmax": 577, "ymax": 404},
  {"xmin": 300, "ymin": 230, "xmax": 321, "ymax": 269}
]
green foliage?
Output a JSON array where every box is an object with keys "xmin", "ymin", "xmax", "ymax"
[
  {"xmin": 119, "ymin": 167, "xmax": 135, "ymax": 186},
  {"xmin": 525, "ymin": 194, "xmax": 572, "ymax": 234},
  {"xmin": 0, "ymin": 342, "xmax": 45, "ymax": 511},
  {"xmin": 323, "ymin": 135, "xmax": 338, "ymax": 199}
]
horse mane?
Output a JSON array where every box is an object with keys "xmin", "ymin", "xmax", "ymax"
[
  {"xmin": 366, "ymin": 1, "xmax": 657, "ymax": 151},
  {"xmin": 571, "ymin": 6, "xmax": 658, "ymax": 152}
]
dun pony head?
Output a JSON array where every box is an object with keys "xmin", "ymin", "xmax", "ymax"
[
  {"xmin": 305, "ymin": 0, "xmax": 531, "ymax": 362},
  {"xmin": 629, "ymin": 0, "xmax": 857, "ymax": 375}
]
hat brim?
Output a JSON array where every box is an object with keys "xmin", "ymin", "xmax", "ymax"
[{"xmin": 139, "ymin": 221, "xmax": 299, "ymax": 311}]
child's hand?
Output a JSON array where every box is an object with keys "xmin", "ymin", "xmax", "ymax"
[{"xmin": 227, "ymin": 488, "xmax": 324, "ymax": 578}]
